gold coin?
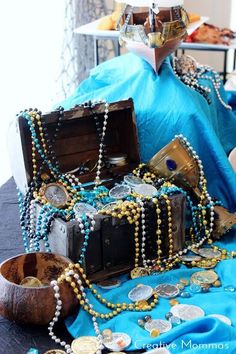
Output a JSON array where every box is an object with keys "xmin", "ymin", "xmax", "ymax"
[
  {"xmin": 190, "ymin": 270, "xmax": 218, "ymax": 286},
  {"xmin": 20, "ymin": 276, "xmax": 42, "ymax": 288},
  {"xmin": 44, "ymin": 350, "xmax": 66, "ymax": 354},
  {"xmin": 71, "ymin": 336, "xmax": 99, "ymax": 354},
  {"xmin": 130, "ymin": 267, "xmax": 150, "ymax": 279}
]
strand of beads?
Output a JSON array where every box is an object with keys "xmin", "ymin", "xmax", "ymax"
[
  {"xmin": 94, "ymin": 101, "xmax": 109, "ymax": 188},
  {"xmin": 199, "ymin": 66, "xmax": 232, "ymax": 110},
  {"xmin": 58, "ymin": 264, "xmax": 158, "ymax": 318},
  {"xmin": 100, "ymin": 201, "xmax": 141, "ymax": 268},
  {"xmin": 173, "ymin": 55, "xmax": 231, "ymax": 110},
  {"xmin": 139, "ymin": 199, "xmax": 149, "ymax": 269},
  {"xmin": 175, "ymin": 135, "xmax": 215, "ymax": 241},
  {"xmin": 75, "ymin": 213, "xmax": 96, "ymax": 265}
]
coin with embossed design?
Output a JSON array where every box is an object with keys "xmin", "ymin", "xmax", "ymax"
[
  {"xmin": 171, "ymin": 304, "xmax": 205, "ymax": 321},
  {"xmin": 144, "ymin": 319, "xmax": 172, "ymax": 333},
  {"xmin": 155, "ymin": 284, "xmax": 179, "ymax": 298},
  {"xmin": 190, "ymin": 270, "xmax": 218, "ymax": 286},
  {"xmin": 71, "ymin": 336, "xmax": 99, "ymax": 354}
]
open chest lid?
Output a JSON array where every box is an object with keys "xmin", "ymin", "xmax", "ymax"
[{"xmin": 11, "ymin": 98, "xmax": 140, "ymax": 192}]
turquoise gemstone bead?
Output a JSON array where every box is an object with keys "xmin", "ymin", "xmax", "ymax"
[
  {"xmin": 170, "ymin": 316, "xmax": 182, "ymax": 326},
  {"xmin": 224, "ymin": 285, "xmax": 236, "ymax": 292},
  {"xmin": 180, "ymin": 291, "xmax": 191, "ymax": 298},
  {"xmin": 190, "ymin": 284, "xmax": 202, "ymax": 293},
  {"xmin": 165, "ymin": 312, "xmax": 173, "ymax": 320}
]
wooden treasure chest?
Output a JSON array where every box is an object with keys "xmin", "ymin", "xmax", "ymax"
[{"xmin": 9, "ymin": 98, "xmax": 186, "ymax": 282}]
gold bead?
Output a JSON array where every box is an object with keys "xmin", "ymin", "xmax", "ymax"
[
  {"xmin": 169, "ymin": 299, "xmax": 179, "ymax": 306},
  {"xmin": 150, "ymin": 328, "xmax": 160, "ymax": 338}
]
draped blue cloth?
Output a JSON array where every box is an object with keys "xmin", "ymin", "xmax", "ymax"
[
  {"xmin": 61, "ymin": 53, "xmax": 236, "ymax": 353},
  {"xmin": 61, "ymin": 53, "xmax": 236, "ymax": 211}
]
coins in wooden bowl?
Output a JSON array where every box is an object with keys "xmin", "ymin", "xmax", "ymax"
[{"xmin": 20, "ymin": 276, "xmax": 43, "ymax": 288}]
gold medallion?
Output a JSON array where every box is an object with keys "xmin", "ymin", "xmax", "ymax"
[
  {"xmin": 20, "ymin": 276, "xmax": 42, "ymax": 288},
  {"xmin": 71, "ymin": 336, "xmax": 99, "ymax": 354},
  {"xmin": 39, "ymin": 182, "xmax": 70, "ymax": 208},
  {"xmin": 190, "ymin": 270, "xmax": 218, "ymax": 286},
  {"xmin": 130, "ymin": 267, "xmax": 150, "ymax": 279}
]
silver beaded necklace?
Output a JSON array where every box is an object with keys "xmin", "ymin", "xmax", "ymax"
[{"xmin": 173, "ymin": 55, "xmax": 232, "ymax": 110}]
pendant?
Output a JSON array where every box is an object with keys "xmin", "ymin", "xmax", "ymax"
[{"xmin": 39, "ymin": 182, "xmax": 70, "ymax": 208}]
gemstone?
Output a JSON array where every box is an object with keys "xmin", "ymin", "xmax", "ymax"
[
  {"xmin": 201, "ymin": 286, "xmax": 210, "ymax": 293},
  {"xmin": 224, "ymin": 285, "xmax": 236, "ymax": 292},
  {"xmin": 180, "ymin": 291, "xmax": 191, "ymax": 298},
  {"xmin": 170, "ymin": 316, "xmax": 182, "ymax": 326},
  {"xmin": 166, "ymin": 159, "xmax": 177, "ymax": 171},
  {"xmin": 180, "ymin": 278, "xmax": 189, "ymax": 286},
  {"xmin": 190, "ymin": 284, "xmax": 202, "ymax": 293},
  {"xmin": 144, "ymin": 315, "xmax": 152, "ymax": 322},
  {"xmin": 138, "ymin": 319, "xmax": 145, "ymax": 328},
  {"xmin": 176, "ymin": 283, "xmax": 185, "ymax": 290},
  {"xmin": 165, "ymin": 312, "xmax": 173, "ymax": 320}
]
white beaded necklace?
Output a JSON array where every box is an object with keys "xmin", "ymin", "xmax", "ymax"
[
  {"xmin": 50, "ymin": 271, "xmax": 104, "ymax": 354},
  {"xmin": 173, "ymin": 55, "xmax": 232, "ymax": 110}
]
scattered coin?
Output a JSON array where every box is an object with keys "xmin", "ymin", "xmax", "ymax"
[
  {"xmin": 20, "ymin": 276, "xmax": 42, "ymax": 288},
  {"xmin": 171, "ymin": 304, "xmax": 205, "ymax": 321},
  {"xmin": 130, "ymin": 267, "xmax": 150, "ymax": 279},
  {"xmin": 197, "ymin": 248, "xmax": 222, "ymax": 259},
  {"xmin": 123, "ymin": 175, "xmax": 143, "ymax": 187},
  {"xmin": 133, "ymin": 184, "xmax": 157, "ymax": 197},
  {"xmin": 128, "ymin": 285, "xmax": 153, "ymax": 302},
  {"xmin": 100, "ymin": 201, "xmax": 122, "ymax": 211},
  {"xmin": 180, "ymin": 254, "xmax": 202, "ymax": 262},
  {"xmin": 71, "ymin": 336, "xmax": 99, "ymax": 354},
  {"xmin": 155, "ymin": 284, "xmax": 180, "ymax": 298},
  {"xmin": 190, "ymin": 270, "xmax": 218, "ymax": 286},
  {"xmin": 74, "ymin": 203, "xmax": 97, "ymax": 217},
  {"xmin": 97, "ymin": 279, "xmax": 121, "ymax": 290},
  {"xmin": 109, "ymin": 185, "xmax": 131, "ymax": 199},
  {"xmin": 144, "ymin": 319, "xmax": 172, "ymax": 333}
]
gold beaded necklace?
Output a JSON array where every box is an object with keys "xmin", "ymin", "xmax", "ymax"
[{"xmin": 58, "ymin": 263, "xmax": 159, "ymax": 319}]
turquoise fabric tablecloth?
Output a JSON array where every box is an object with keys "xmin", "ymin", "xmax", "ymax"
[{"xmin": 60, "ymin": 53, "xmax": 236, "ymax": 353}]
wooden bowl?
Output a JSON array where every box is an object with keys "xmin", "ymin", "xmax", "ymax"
[{"xmin": 0, "ymin": 252, "xmax": 78, "ymax": 325}]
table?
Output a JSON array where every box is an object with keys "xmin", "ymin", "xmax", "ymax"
[
  {"xmin": 0, "ymin": 179, "xmax": 72, "ymax": 354},
  {"xmin": 0, "ymin": 178, "xmax": 141, "ymax": 354},
  {"xmin": 74, "ymin": 19, "xmax": 236, "ymax": 83},
  {"xmin": 177, "ymin": 42, "xmax": 236, "ymax": 83}
]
